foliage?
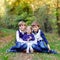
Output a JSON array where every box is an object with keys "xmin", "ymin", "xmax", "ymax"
[
  {"xmin": 0, "ymin": 0, "xmax": 60, "ymax": 34},
  {"xmin": 5, "ymin": 0, "xmax": 34, "ymax": 29}
]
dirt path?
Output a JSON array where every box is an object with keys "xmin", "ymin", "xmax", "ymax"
[
  {"xmin": 9, "ymin": 53, "xmax": 34, "ymax": 60},
  {"xmin": 0, "ymin": 35, "xmax": 14, "ymax": 48}
]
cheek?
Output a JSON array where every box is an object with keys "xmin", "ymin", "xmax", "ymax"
[
  {"xmin": 19, "ymin": 27, "xmax": 21, "ymax": 29},
  {"xmin": 32, "ymin": 28, "xmax": 34, "ymax": 31},
  {"xmin": 19, "ymin": 26, "xmax": 25, "ymax": 30},
  {"xmin": 33, "ymin": 28, "xmax": 38, "ymax": 31},
  {"xmin": 32, "ymin": 28, "xmax": 36, "ymax": 31},
  {"xmin": 22, "ymin": 26, "xmax": 26, "ymax": 30}
]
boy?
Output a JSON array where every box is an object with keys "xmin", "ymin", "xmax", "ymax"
[
  {"xmin": 31, "ymin": 21, "xmax": 57, "ymax": 54},
  {"xmin": 7, "ymin": 21, "xmax": 27, "ymax": 52}
]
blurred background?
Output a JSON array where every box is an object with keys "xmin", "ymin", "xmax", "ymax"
[
  {"xmin": 0, "ymin": 0, "xmax": 60, "ymax": 34},
  {"xmin": 0, "ymin": 0, "xmax": 60, "ymax": 60}
]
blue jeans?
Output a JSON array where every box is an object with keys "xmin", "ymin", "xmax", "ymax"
[
  {"xmin": 37, "ymin": 40, "xmax": 49, "ymax": 53},
  {"xmin": 10, "ymin": 42, "xmax": 27, "ymax": 52},
  {"xmin": 32, "ymin": 40, "xmax": 49, "ymax": 53},
  {"xmin": 37, "ymin": 41, "xmax": 57, "ymax": 54},
  {"xmin": 38, "ymin": 40, "xmax": 48, "ymax": 48},
  {"xmin": 32, "ymin": 44, "xmax": 42, "ymax": 52}
]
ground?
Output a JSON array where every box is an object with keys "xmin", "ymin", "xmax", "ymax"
[{"xmin": 0, "ymin": 28, "xmax": 60, "ymax": 60}]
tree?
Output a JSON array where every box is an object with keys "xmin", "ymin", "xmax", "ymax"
[
  {"xmin": 34, "ymin": 4, "xmax": 52, "ymax": 32},
  {"xmin": 3, "ymin": 0, "xmax": 35, "ymax": 29},
  {"xmin": 56, "ymin": 0, "xmax": 60, "ymax": 35}
]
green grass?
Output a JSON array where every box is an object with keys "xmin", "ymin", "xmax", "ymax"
[
  {"xmin": 0, "ymin": 41, "xmax": 15, "ymax": 60},
  {"xmin": 0, "ymin": 28, "xmax": 16, "ymax": 37},
  {"xmin": 0, "ymin": 28, "xmax": 16, "ymax": 60},
  {"xmin": 0, "ymin": 28, "xmax": 60, "ymax": 60}
]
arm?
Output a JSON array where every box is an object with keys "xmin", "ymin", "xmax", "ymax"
[
  {"xmin": 40, "ymin": 31, "xmax": 50, "ymax": 49},
  {"xmin": 28, "ymin": 34, "xmax": 35, "ymax": 41},
  {"xmin": 31, "ymin": 34, "xmax": 35, "ymax": 40},
  {"xmin": 16, "ymin": 31, "xmax": 25, "ymax": 43},
  {"xmin": 40, "ymin": 30, "xmax": 48, "ymax": 44}
]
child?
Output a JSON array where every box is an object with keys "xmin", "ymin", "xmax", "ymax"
[
  {"xmin": 7, "ymin": 21, "xmax": 27, "ymax": 52},
  {"xmin": 22, "ymin": 26, "xmax": 36, "ymax": 53},
  {"xmin": 31, "ymin": 21, "xmax": 57, "ymax": 54}
]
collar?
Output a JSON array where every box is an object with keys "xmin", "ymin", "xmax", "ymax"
[
  {"xmin": 33, "ymin": 30, "xmax": 39, "ymax": 34},
  {"xmin": 19, "ymin": 30, "xmax": 24, "ymax": 34}
]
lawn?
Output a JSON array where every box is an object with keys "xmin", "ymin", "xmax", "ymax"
[{"xmin": 0, "ymin": 28, "xmax": 60, "ymax": 60}]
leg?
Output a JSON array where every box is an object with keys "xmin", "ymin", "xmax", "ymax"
[
  {"xmin": 29, "ymin": 43, "xmax": 33, "ymax": 53},
  {"xmin": 26, "ymin": 44, "xmax": 29, "ymax": 53},
  {"xmin": 32, "ymin": 44, "xmax": 42, "ymax": 52},
  {"xmin": 48, "ymin": 50, "xmax": 57, "ymax": 54},
  {"xmin": 8, "ymin": 42, "xmax": 23, "ymax": 52},
  {"xmin": 11, "ymin": 42, "xmax": 21, "ymax": 52},
  {"xmin": 30, "ymin": 46, "xmax": 33, "ymax": 53},
  {"xmin": 19, "ymin": 43, "xmax": 27, "ymax": 52},
  {"xmin": 38, "ymin": 41, "xmax": 57, "ymax": 54},
  {"xmin": 38, "ymin": 41, "xmax": 49, "ymax": 53},
  {"xmin": 38, "ymin": 41, "xmax": 47, "ymax": 48}
]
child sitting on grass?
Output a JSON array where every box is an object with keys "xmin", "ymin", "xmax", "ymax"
[
  {"xmin": 31, "ymin": 21, "xmax": 57, "ymax": 54},
  {"xmin": 7, "ymin": 21, "xmax": 27, "ymax": 52},
  {"xmin": 23, "ymin": 26, "xmax": 37, "ymax": 53}
]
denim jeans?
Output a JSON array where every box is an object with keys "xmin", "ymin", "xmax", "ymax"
[
  {"xmin": 10, "ymin": 42, "xmax": 27, "ymax": 52},
  {"xmin": 38, "ymin": 40, "xmax": 49, "ymax": 52},
  {"xmin": 38, "ymin": 40, "xmax": 48, "ymax": 48},
  {"xmin": 32, "ymin": 40, "xmax": 49, "ymax": 53},
  {"xmin": 32, "ymin": 44, "xmax": 42, "ymax": 52}
]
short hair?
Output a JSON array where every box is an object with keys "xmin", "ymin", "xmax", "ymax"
[
  {"xmin": 31, "ymin": 21, "xmax": 40, "ymax": 27},
  {"xmin": 18, "ymin": 21, "xmax": 26, "ymax": 26},
  {"xmin": 27, "ymin": 26, "xmax": 32, "ymax": 30}
]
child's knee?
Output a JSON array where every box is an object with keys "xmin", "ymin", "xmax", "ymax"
[
  {"xmin": 22, "ymin": 44, "xmax": 27, "ymax": 49},
  {"xmin": 16, "ymin": 42, "xmax": 21, "ymax": 48}
]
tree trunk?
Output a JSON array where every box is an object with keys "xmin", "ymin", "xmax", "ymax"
[{"xmin": 56, "ymin": 0, "xmax": 60, "ymax": 35}]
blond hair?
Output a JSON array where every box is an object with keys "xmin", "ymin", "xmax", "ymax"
[
  {"xmin": 18, "ymin": 21, "xmax": 26, "ymax": 26},
  {"xmin": 27, "ymin": 26, "xmax": 32, "ymax": 30},
  {"xmin": 31, "ymin": 21, "xmax": 40, "ymax": 28}
]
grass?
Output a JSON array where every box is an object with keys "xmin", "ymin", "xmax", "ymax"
[
  {"xmin": 0, "ymin": 28, "xmax": 16, "ymax": 60},
  {"xmin": 0, "ymin": 28, "xmax": 60, "ymax": 60},
  {"xmin": 0, "ymin": 41, "xmax": 15, "ymax": 60},
  {"xmin": 0, "ymin": 28, "xmax": 16, "ymax": 37}
]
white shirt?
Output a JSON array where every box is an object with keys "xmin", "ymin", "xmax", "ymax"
[
  {"xmin": 16, "ymin": 30, "xmax": 25, "ymax": 43},
  {"xmin": 33, "ymin": 30, "xmax": 43, "ymax": 41}
]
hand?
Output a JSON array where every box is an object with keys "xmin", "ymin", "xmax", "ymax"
[
  {"xmin": 28, "ymin": 36, "xmax": 32, "ymax": 41},
  {"xmin": 27, "ymin": 39, "xmax": 30, "ymax": 41},
  {"xmin": 29, "ymin": 36, "xmax": 32, "ymax": 39},
  {"xmin": 47, "ymin": 44, "xmax": 50, "ymax": 50}
]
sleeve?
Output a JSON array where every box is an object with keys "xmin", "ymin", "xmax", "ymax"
[
  {"xmin": 22, "ymin": 35, "xmax": 27, "ymax": 41},
  {"xmin": 31, "ymin": 34, "xmax": 35, "ymax": 40},
  {"xmin": 40, "ymin": 30, "xmax": 49, "ymax": 45},
  {"xmin": 16, "ymin": 31, "xmax": 25, "ymax": 43}
]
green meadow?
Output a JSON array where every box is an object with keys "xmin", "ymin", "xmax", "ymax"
[{"xmin": 0, "ymin": 28, "xmax": 60, "ymax": 60}]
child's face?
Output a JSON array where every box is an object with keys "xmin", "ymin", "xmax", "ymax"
[
  {"xmin": 19, "ymin": 24, "xmax": 26, "ymax": 31},
  {"xmin": 32, "ymin": 25, "xmax": 39, "ymax": 32},
  {"xmin": 26, "ymin": 27, "xmax": 32, "ymax": 34}
]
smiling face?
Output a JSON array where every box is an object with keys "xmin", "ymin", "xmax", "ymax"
[
  {"xmin": 32, "ymin": 25, "xmax": 39, "ymax": 33},
  {"xmin": 19, "ymin": 24, "xmax": 26, "ymax": 31},
  {"xmin": 18, "ymin": 21, "xmax": 26, "ymax": 31},
  {"xmin": 26, "ymin": 26, "xmax": 32, "ymax": 34},
  {"xmin": 31, "ymin": 21, "xmax": 40, "ymax": 33}
]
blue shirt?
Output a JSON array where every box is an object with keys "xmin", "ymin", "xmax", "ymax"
[
  {"xmin": 22, "ymin": 33, "xmax": 35, "ymax": 41},
  {"xmin": 40, "ymin": 30, "xmax": 48, "ymax": 44}
]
